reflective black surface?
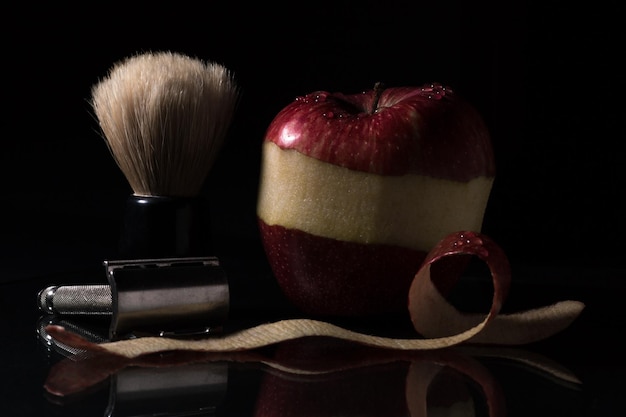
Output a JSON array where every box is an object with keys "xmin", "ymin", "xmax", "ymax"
[{"xmin": 2, "ymin": 258, "xmax": 624, "ymax": 416}]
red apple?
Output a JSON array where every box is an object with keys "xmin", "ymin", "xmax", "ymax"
[{"xmin": 257, "ymin": 82, "xmax": 495, "ymax": 317}]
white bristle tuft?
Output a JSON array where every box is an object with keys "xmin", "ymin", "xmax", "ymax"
[{"xmin": 91, "ymin": 51, "xmax": 239, "ymax": 197}]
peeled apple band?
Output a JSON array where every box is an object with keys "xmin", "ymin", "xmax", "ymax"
[{"xmin": 45, "ymin": 231, "xmax": 584, "ymax": 359}]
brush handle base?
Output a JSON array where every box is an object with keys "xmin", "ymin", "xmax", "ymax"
[{"xmin": 118, "ymin": 195, "xmax": 210, "ymax": 259}]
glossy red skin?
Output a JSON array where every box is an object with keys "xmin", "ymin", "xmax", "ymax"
[
  {"xmin": 264, "ymin": 83, "xmax": 495, "ymax": 181},
  {"xmin": 259, "ymin": 220, "xmax": 469, "ymax": 317}
]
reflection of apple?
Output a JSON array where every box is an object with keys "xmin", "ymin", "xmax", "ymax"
[
  {"xmin": 257, "ymin": 82, "xmax": 495, "ymax": 317},
  {"xmin": 253, "ymin": 338, "xmax": 410, "ymax": 417},
  {"xmin": 253, "ymin": 338, "xmax": 495, "ymax": 417}
]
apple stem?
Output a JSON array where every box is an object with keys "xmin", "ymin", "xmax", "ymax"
[{"xmin": 370, "ymin": 82, "xmax": 385, "ymax": 114}]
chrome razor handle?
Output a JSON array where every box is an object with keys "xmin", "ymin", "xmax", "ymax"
[{"xmin": 38, "ymin": 284, "xmax": 112, "ymax": 316}]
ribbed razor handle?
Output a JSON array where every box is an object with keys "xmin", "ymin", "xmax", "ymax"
[{"xmin": 38, "ymin": 285, "xmax": 113, "ymax": 315}]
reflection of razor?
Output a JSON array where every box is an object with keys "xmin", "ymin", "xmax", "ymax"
[
  {"xmin": 38, "ymin": 316, "xmax": 229, "ymax": 417},
  {"xmin": 37, "ymin": 257, "xmax": 229, "ymax": 340},
  {"xmin": 37, "ymin": 315, "xmax": 108, "ymax": 359},
  {"xmin": 106, "ymin": 361, "xmax": 228, "ymax": 417}
]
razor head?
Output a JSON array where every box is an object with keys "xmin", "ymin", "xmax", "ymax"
[{"xmin": 38, "ymin": 257, "xmax": 230, "ymax": 341}]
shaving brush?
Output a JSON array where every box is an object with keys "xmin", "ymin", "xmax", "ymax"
[{"xmin": 91, "ymin": 51, "xmax": 239, "ymax": 259}]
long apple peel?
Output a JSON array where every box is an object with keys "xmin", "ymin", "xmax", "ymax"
[{"xmin": 43, "ymin": 231, "xmax": 584, "ymax": 358}]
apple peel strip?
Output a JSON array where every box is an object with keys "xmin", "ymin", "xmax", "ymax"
[{"xmin": 45, "ymin": 231, "xmax": 585, "ymax": 359}]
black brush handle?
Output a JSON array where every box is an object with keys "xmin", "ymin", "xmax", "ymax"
[{"xmin": 118, "ymin": 195, "xmax": 211, "ymax": 259}]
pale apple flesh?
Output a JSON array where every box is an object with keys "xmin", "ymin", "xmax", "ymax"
[
  {"xmin": 257, "ymin": 142, "xmax": 493, "ymax": 316},
  {"xmin": 258, "ymin": 142, "xmax": 493, "ymax": 250}
]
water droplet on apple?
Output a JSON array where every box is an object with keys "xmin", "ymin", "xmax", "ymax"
[
  {"xmin": 296, "ymin": 92, "xmax": 330, "ymax": 104},
  {"xmin": 295, "ymin": 95, "xmax": 307, "ymax": 104},
  {"xmin": 314, "ymin": 92, "xmax": 328, "ymax": 103},
  {"xmin": 419, "ymin": 82, "xmax": 452, "ymax": 99},
  {"xmin": 451, "ymin": 231, "xmax": 489, "ymax": 257}
]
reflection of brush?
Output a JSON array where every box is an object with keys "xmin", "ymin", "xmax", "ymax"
[{"xmin": 91, "ymin": 51, "xmax": 239, "ymax": 258}]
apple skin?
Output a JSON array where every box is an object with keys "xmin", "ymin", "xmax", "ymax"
[
  {"xmin": 257, "ymin": 83, "xmax": 495, "ymax": 317},
  {"xmin": 257, "ymin": 222, "xmax": 472, "ymax": 317},
  {"xmin": 263, "ymin": 83, "xmax": 494, "ymax": 179}
]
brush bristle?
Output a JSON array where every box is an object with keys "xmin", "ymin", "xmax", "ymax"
[{"xmin": 91, "ymin": 51, "xmax": 239, "ymax": 197}]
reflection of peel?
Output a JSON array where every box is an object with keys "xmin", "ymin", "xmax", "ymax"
[
  {"xmin": 457, "ymin": 346, "xmax": 582, "ymax": 386},
  {"xmin": 44, "ymin": 350, "xmax": 229, "ymax": 415},
  {"xmin": 44, "ymin": 337, "xmax": 581, "ymax": 417},
  {"xmin": 405, "ymin": 350, "xmax": 506, "ymax": 417},
  {"xmin": 407, "ymin": 363, "xmax": 476, "ymax": 417}
]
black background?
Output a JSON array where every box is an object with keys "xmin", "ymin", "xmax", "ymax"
[{"xmin": 2, "ymin": 1, "xmax": 624, "ymax": 287}]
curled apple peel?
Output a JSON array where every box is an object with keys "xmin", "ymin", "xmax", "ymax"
[
  {"xmin": 44, "ymin": 231, "xmax": 584, "ymax": 358},
  {"xmin": 408, "ymin": 231, "xmax": 585, "ymax": 345}
]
